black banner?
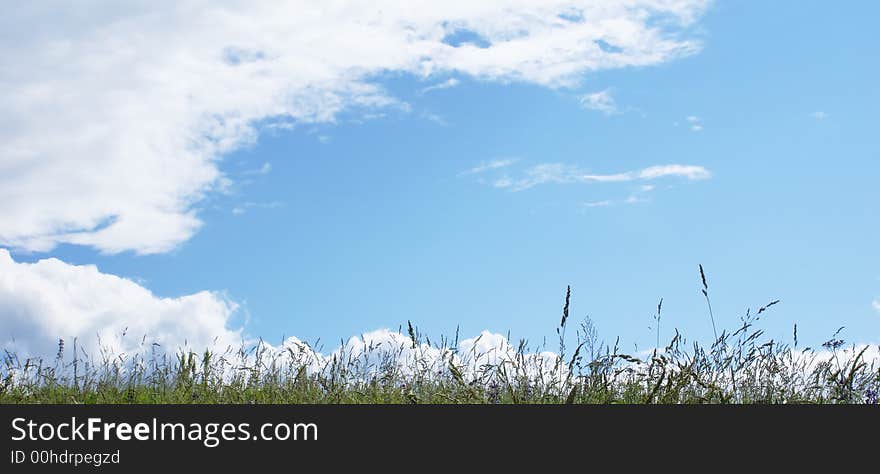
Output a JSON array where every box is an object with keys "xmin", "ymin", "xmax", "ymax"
[{"xmin": 1, "ymin": 404, "xmax": 876, "ymax": 471}]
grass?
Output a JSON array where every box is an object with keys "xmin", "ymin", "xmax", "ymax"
[{"xmin": 2, "ymin": 268, "xmax": 878, "ymax": 404}]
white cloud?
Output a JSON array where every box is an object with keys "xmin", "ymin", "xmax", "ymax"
[
  {"xmin": 0, "ymin": 249, "xmax": 243, "ymax": 360},
  {"xmin": 579, "ymin": 89, "xmax": 618, "ymax": 115},
  {"xmin": 583, "ymin": 200, "xmax": 612, "ymax": 208},
  {"xmin": 243, "ymin": 162, "xmax": 272, "ymax": 176},
  {"xmin": 0, "ymin": 1, "xmax": 709, "ymax": 254},
  {"xmin": 492, "ymin": 176, "xmax": 515, "ymax": 189},
  {"xmin": 625, "ymin": 195, "xmax": 648, "ymax": 204},
  {"xmin": 873, "ymin": 299, "xmax": 880, "ymax": 313},
  {"xmin": 231, "ymin": 201, "xmax": 284, "ymax": 215},
  {"xmin": 636, "ymin": 164, "xmax": 710, "ymax": 180},
  {"xmin": 810, "ymin": 111, "xmax": 828, "ymax": 120},
  {"xmin": 482, "ymin": 162, "xmax": 710, "ymax": 191},
  {"xmin": 463, "ymin": 159, "xmax": 518, "ymax": 175},
  {"xmin": 420, "ymin": 78, "xmax": 461, "ymax": 94},
  {"xmin": 421, "ymin": 111, "xmax": 448, "ymax": 126},
  {"xmin": 685, "ymin": 115, "xmax": 703, "ymax": 131}
]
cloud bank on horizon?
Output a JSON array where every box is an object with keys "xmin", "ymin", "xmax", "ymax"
[
  {"xmin": 0, "ymin": 248, "xmax": 566, "ymax": 376},
  {"xmin": 0, "ymin": 0, "xmax": 710, "ymax": 255},
  {"xmin": 3, "ymin": 249, "xmax": 878, "ymax": 377}
]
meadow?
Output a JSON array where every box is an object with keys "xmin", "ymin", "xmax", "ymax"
[{"xmin": 3, "ymin": 271, "xmax": 878, "ymax": 404}]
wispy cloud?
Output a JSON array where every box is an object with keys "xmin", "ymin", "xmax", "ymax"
[
  {"xmin": 622, "ymin": 183, "xmax": 659, "ymax": 204},
  {"xmin": 231, "ymin": 201, "xmax": 284, "ymax": 215},
  {"xmin": 462, "ymin": 159, "xmax": 518, "ymax": 176},
  {"xmin": 625, "ymin": 195, "xmax": 649, "ymax": 204},
  {"xmin": 491, "ymin": 176, "xmax": 514, "ymax": 188},
  {"xmin": 579, "ymin": 89, "xmax": 618, "ymax": 115},
  {"xmin": 421, "ymin": 111, "xmax": 448, "ymax": 126},
  {"xmin": 243, "ymin": 162, "xmax": 272, "ymax": 176},
  {"xmin": 873, "ymin": 299, "xmax": 880, "ymax": 313},
  {"xmin": 686, "ymin": 115, "xmax": 703, "ymax": 132},
  {"xmin": 420, "ymin": 78, "xmax": 460, "ymax": 95},
  {"xmin": 582, "ymin": 182, "xmax": 658, "ymax": 208},
  {"xmin": 810, "ymin": 111, "xmax": 829, "ymax": 120},
  {"xmin": 637, "ymin": 165, "xmax": 709, "ymax": 180},
  {"xmin": 478, "ymin": 163, "xmax": 710, "ymax": 192}
]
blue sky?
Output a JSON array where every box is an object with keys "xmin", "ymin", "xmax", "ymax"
[{"xmin": 1, "ymin": 1, "xmax": 878, "ymax": 357}]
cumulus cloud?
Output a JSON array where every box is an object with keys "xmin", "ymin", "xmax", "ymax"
[
  {"xmin": 0, "ymin": 0, "xmax": 709, "ymax": 254},
  {"xmin": 0, "ymin": 249, "xmax": 243, "ymax": 360},
  {"xmin": 486, "ymin": 162, "xmax": 710, "ymax": 191}
]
